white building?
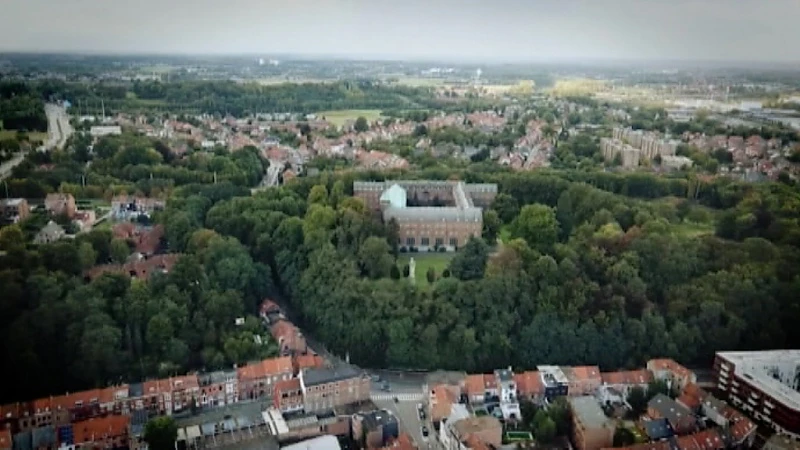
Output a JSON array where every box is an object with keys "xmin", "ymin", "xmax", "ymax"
[{"xmin": 90, "ymin": 125, "xmax": 122, "ymax": 137}]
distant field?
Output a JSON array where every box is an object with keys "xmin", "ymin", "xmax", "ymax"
[
  {"xmin": 139, "ymin": 65, "xmax": 176, "ymax": 74},
  {"xmin": 255, "ymin": 77, "xmax": 333, "ymax": 86},
  {"xmin": 316, "ymin": 109, "xmax": 385, "ymax": 127},
  {"xmin": 0, "ymin": 129, "xmax": 48, "ymax": 142},
  {"xmin": 397, "ymin": 252, "xmax": 454, "ymax": 286},
  {"xmin": 394, "ymin": 77, "xmax": 449, "ymax": 87},
  {"xmin": 671, "ymin": 221, "xmax": 715, "ymax": 237}
]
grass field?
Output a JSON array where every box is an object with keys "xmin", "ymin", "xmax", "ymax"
[
  {"xmin": 0, "ymin": 129, "xmax": 48, "ymax": 143},
  {"xmin": 316, "ymin": 109, "xmax": 385, "ymax": 127},
  {"xmin": 397, "ymin": 252, "xmax": 454, "ymax": 283},
  {"xmin": 671, "ymin": 220, "xmax": 715, "ymax": 237},
  {"xmin": 505, "ymin": 431, "xmax": 534, "ymax": 442}
]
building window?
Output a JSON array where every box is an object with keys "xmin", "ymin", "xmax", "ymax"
[
  {"xmin": 435, "ymin": 238, "xmax": 443, "ymax": 247},
  {"xmin": 421, "ymin": 237, "xmax": 429, "ymax": 246},
  {"xmin": 406, "ymin": 237, "xmax": 415, "ymax": 246},
  {"xmin": 449, "ymin": 238, "xmax": 457, "ymax": 247}
]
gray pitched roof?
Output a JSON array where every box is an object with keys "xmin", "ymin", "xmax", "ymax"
[
  {"xmin": 302, "ymin": 365, "xmax": 363, "ymax": 387},
  {"xmin": 649, "ymin": 394, "xmax": 693, "ymax": 425}
]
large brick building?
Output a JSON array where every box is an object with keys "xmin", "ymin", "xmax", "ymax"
[
  {"xmin": 353, "ymin": 180, "xmax": 497, "ymax": 251},
  {"xmin": 299, "ymin": 366, "xmax": 371, "ymax": 413},
  {"xmin": 713, "ymin": 350, "xmax": 800, "ymax": 439}
]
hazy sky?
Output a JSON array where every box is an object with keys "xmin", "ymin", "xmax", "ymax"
[{"xmin": 1, "ymin": 0, "xmax": 799, "ymax": 62}]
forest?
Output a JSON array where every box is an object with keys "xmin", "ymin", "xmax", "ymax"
[
  {"xmin": 26, "ymin": 79, "xmax": 441, "ymax": 117},
  {"xmin": 0, "ymin": 81, "xmax": 48, "ymax": 131}
]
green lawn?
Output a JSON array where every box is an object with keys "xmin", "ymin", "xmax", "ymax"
[
  {"xmin": 505, "ymin": 431, "xmax": 534, "ymax": 441},
  {"xmin": 316, "ymin": 109, "xmax": 384, "ymax": 127},
  {"xmin": 671, "ymin": 220, "xmax": 715, "ymax": 237},
  {"xmin": 499, "ymin": 225, "xmax": 512, "ymax": 243},
  {"xmin": 397, "ymin": 252, "xmax": 454, "ymax": 284},
  {"xmin": 0, "ymin": 129, "xmax": 48, "ymax": 142}
]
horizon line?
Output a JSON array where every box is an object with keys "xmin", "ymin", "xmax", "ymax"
[{"xmin": 2, "ymin": 50, "xmax": 800, "ymax": 69}]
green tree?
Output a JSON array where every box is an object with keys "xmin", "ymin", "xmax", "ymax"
[
  {"xmin": 308, "ymin": 184, "xmax": 329, "ymax": 206},
  {"xmin": 426, "ymin": 267, "xmax": 436, "ymax": 284},
  {"xmin": 354, "ymin": 116, "xmax": 369, "ymax": 133},
  {"xmin": 357, "ymin": 236, "xmax": 393, "ymax": 279},
  {"xmin": 483, "ymin": 209, "xmax": 502, "ymax": 244},
  {"xmin": 77, "ymin": 241, "xmax": 97, "ymax": 270},
  {"xmin": 626, "ymin": 386, "xmax": 648, "ymax": 417},
  {"xmin": 614, "ymin": 427, "xmax": 636, "ymax": 447},
  {"xmin": 110, "ymin": 238, "xmax": 130, "ymax": 263},
  {"xmin": 390, "ymin": 265, "xmax": 401, "ymax": 280},
  {"xmin": 492, "ymin": 193, "xmax": 520, "ymax": 224},
  {"xmin": 533, "ymin": 410, "xmax": 556, "ymax": 443},
  {"xmin": 510, "ymin": 204, "xmax": 559, "ymax": 254},
  {"xmin": 144, "ymin": 416, "xmax": 178, "ymax": 450},
  {"xmin": 449, "ymin": 237, "xmax": 489, "ymax": 281},
  {"xmin": 0, "ymin": 225, "xmax": 24, "ymax": 252}
]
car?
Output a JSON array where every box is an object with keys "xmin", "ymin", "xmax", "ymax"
[
  {"xmin": 382, "ymin": 382, "xmax": 391, "ymax": 392},
  {"xmin": 421, "ymin": 426, "xmax": 429, "ymax": 438},
  {"xmin": 393, "ymin": 396, "xmax": 399, "ymax": 403}
]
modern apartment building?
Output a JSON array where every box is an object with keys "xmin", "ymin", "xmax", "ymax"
[
  {"xmin": 353, "ymin": 181, "xmax": 497, "ymax": 251},
  {"xmin": 714, "ymin": 350, "xmax": 800, "ymax": 438},
  {"xmin": 570, "ymin": 396, "xmax": 614, "ymax": 450}
]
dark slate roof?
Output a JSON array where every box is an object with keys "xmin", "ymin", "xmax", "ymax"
[
  {"xmin": 649, "ymin": 394, "xmax": 693, "ymax": 426},
  {"xmin": 302, "ymin": 365, "xmax": 363, "ymax": 387},
  {"xmin": 361, "ymin": 409, "xmax": 398, "ymax": 431},
  {"xmin": 129, "ymin": 383, "xmax": 144, "ymax": 398},
  {"xmin": 643, "ymin": 418, "xmax": 675, "ymax": 440}
]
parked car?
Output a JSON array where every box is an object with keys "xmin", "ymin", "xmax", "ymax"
[{"xmin": 421, "ymin": 426, "xmax": 429, "ymax": 438}]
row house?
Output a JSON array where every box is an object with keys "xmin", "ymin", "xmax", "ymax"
[
  {"xmin": 601, "ymin": 370, "xmax": 654, "ymax": 397},
  {"xmin": 270, "ymin": 320, "xmax": 308, "ymax": 356},
  {"xmin": 647, "ymin": 359, "xmax": 696, "ymax": 392},
  {"xmin": 273, "ymin": 379, "xmax": 304, "ymax": 414},
  {"xmin": 71, "ymin": 415, "xmax": 130, "ymax": 450},
  {"xmin": 292, "ymin": 354, "xmax": 326, "ymax": 376},
  {"xmin": 237, "ymin": 356, "xmax": 294, "ymax": 400},
  {"xmin": 513, "ymin": 371, "xmax": 545, "ymax": 404},
  {"xmin": 429, "ymin": 384, "xmax": 460, "ymax": 425},
  {"xmin": 141, "ymin": 375, "xmax": 199, "ymax": 416},
  {"xmin": 198, "ymin": 371, "xmax": 238, "ymax": 408},
  {"xmin": 463, "ymin": 374, "xmax": 497, "ymax": 404},
  {"xmin": 648, "ymin": 394, "xmax": 696, "ymax": 435},
  {"xmin": 566, "ymin": 366, "xmax": 602, "ymax": 397}
]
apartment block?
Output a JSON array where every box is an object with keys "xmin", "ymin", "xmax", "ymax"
[
  {"xmin": 570, "ymin": 396, "xmax": 614, "ymax": 450},
  {"xmin": 714, "ymin": 350, "xmax": 800, "ymax": 438}
]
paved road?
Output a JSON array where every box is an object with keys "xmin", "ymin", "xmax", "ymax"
[
  {"xmin": 371, "ymin": 392, "xmax": 440, "ymax": 450},
  {"xmin": 0, "ymin": 152, "xmax": 25, "ymax": 181},
  {"xmin": 44, "ymin": 103, "xmax": 73, "ymax": 150}
]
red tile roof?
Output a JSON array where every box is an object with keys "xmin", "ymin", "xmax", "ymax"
[
  {"xmin": 601, "ymin": 370, "xmax": 653, "ymax": 385},
  {"xmin": 260, "ymin": 299, "xmax": 281, "ymax": 316},
  {"xmin": 237, "ymin": 356, "xmax": 293, "ymax": 381},
  {"xmin": 514, "ymin": 371, "xmax": 544, "ymax": 397},
  {"xmin": 381, "ymin": 433, "xmax": 416, "ymax": 450},
  {"xmin": 464, "ymin": 374, "xmax": 498, "ymax": 398},
  {"xmin": 73, "ymin": 415, "xmax": 130, "ymax": 444},
  {"xmin": 430, "ymin": 384, "xmax": 459, "ymax": 422},
  {"xmin": 293, "ymin": 354, "xmax": 325, "ymax": 374},
  {"xmin": 648, "ymin": 359, "xmax": 693, "ymax": 380},
  {"xmin": 677, "ymin": 383, "xmax": 707, "ymax": 410},
  {"xmin": 567, "ymin": 366, "xmax": 601, "ymax": 382}
]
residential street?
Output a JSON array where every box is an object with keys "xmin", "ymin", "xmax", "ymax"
[{"xmin": 44, "ymin": 102, "xmax": 73, "ymax": 149}]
